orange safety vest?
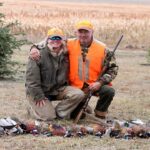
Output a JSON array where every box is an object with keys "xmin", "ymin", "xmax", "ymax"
[{"xmin": 67, "ymin": 38, "xmax": 106, "ymax": 89}]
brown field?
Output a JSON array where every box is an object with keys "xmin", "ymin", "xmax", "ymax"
[
  {"xmin": 0, "ymin": 47, "xmax": 150, "ymax": 150},
  {"xmin": 1, "ymin": 0, "xmax": 150, "ymax": 49},
  {"xmin": 0, "ymin": 0, "xmax": 150, "ymax": 149}
]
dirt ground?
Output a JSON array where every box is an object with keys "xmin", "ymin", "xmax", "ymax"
[{"xmin": 0, "ymin": 48, "xmax": 150, "ymax": 150}]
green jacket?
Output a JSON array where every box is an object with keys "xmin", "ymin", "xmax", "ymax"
[{"xmin": 25, "ymin": 46, "xmax": 69, "ymax": 101}]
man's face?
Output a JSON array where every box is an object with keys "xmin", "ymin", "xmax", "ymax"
[
  {"xmin": 76, "ymin": 29, "xmax": 93, "ymax": 47},
  {"xmin": 47, "ymin": 36, "xmax": 62, "ymax": 51}
]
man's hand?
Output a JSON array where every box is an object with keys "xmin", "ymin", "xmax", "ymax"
[
  {"xmin": 35, "ymin": 98, "xmax": 47, "ymax": 107},
  {"xmin": 30, "ymin": 47, "xmax": 40, "ymax": 61},
  {"xmin": 89, "ymin": 81, "xmax": 102, "ymax": 92}
]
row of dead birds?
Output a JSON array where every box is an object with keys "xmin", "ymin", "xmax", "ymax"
[{"xmin": 0, "ymin": 117, "xmax": 150, "ymax": 139}]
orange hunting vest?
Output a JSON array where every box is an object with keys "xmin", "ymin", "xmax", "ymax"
[{"xmin": 67, "ymin": 38, "xmax": 106, "ymax": 89}]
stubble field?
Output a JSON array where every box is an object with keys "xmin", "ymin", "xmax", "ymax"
[
  {"xmin": 1, "ymin": 0, "xmax": 150, "ymax": 49},
  {"xmin": 0, "ymin": 0, "xmax": 150, "ymax": 149}
]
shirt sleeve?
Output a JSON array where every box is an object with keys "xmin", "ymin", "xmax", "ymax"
[
  {"xmin": 99, "ymin": 48, "xmax": 119, "ymax": 84},
  {"xmin": 25, "ymin": 58, "xmax": 45, "ymax": 100}
]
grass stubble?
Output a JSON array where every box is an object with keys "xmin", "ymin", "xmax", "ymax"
[{"xmin": 0, "ymin": 0, "xmax": 150, "ymax": 149}]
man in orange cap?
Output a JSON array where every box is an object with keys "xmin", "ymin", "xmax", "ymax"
[
  {"xmin": 29, "ymin": 21, "xmax": 118, "ymax": 119},
  {"xmin": 26, "ymin": 28, "xmax": 84, "ymax": 121}
]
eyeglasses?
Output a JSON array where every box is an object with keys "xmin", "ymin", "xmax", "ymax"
[{"xmin": 48, "ymin": 36, "xmax": 62, "ymax": 40}]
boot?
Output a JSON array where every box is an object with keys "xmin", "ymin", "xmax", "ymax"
[{"xmin": 94, "ymin": 110, "xmax": 107, "ymax": 119}]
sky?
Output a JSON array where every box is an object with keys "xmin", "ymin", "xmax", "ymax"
[{"xmin": 38, "ymin": 0, "xmax": 150, "ymax": 4}]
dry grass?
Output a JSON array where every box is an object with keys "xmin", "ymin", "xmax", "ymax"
[
  {"xmin": 0, "ymin": 48, "xmax": 150, "ymax": 150},
  {"xmin": 1, "ymin": 0, "xmax": 150, "ymax": 49},
  {"xmin": 0, "ymin": 0, "xmax": 150, "ymax": 149}
]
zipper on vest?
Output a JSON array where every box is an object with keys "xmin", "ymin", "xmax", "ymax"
[{"xmin": 81, "ymin": 47, "xmax": 88, "ymax": 83}]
